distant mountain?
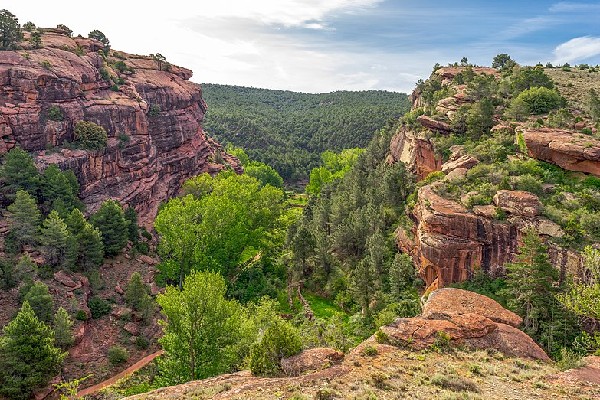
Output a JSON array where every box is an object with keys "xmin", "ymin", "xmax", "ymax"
[{"xmin": 201, "ymin": 84, "xmax": 410, "ymax": 185}]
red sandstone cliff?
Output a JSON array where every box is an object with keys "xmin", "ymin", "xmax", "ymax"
[
  {"xmin": 0, "ymin": 30, "xmax": 240, "ymax": 225},
  {"xmin": 390, "ymin": 67, "xmax": 587, "ymax": 290}
]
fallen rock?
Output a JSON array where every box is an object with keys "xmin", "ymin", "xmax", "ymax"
[
  {"xmin": 422, "ymin": 288, "xmax": 523, "ymax": 327},
  {"xmin": 281, "ymin": 348, "xmax": 344, "ymax": 377},
  {"xmin": 442, "ymin": 154, "xmax": 479, "ymax": 173},
  {"xmin": 473, "ymin": 205, "xmax": 498, "ymax": 219},
  {"xmin": 138, "ymin": 255, "xmax": 159, "ymax": 266},
  {"xmin": 54, "ymin": 270, "xmax": 81, "ymax": 289},
  {"xmin": 493, "ymin": 190, "xmax": 541, "ymax": 217},
  {"xmin": 123, "ymin": 322, "xmax": 140, "ymax": 336}
]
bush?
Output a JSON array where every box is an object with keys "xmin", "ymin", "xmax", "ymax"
[
  {"xmin": 135, "ymin": 336, "xmax": 149, "ymax": 350},
  {"xmin": 249, "ymin": 318, "xmax": 302, "ymax": 376},
  {"xmin": 88, "ymin": 296, "xmax": 111, "ymax": 319},
  {"xmin": 430, "ymin": 373, "xmax": 479, "ymax": 392},
  {"xmin": 75, "ymin": 309, "xmax": 88, "ymax": 321},
  {"xmin": 47, "ymin": 105, "xmax": 64, "ymax": 122},
  {"xmin": 73, "ymin": 121, "xmax": 108, "ymax": 150},
  {"xmin": 514, "ymin": 87, "xmax": 564, "ymax": 115},
  {"xmin": 108, "ymin": 345, "xmax": 129, "ymax": 366}
]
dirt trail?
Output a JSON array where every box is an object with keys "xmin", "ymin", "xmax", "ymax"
[{"xmin": 78, "ymin": 350, "xmax": 164, "ymax": 397}]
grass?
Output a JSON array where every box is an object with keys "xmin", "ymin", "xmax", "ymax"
[{"xmin": 304, "ymin": 294, "xmax": 346, "ymax": 320}]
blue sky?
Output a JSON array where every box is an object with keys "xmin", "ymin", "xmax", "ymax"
[{"xmin": 5, "ymin": 1, "xmax": 600, "ymax": 93}]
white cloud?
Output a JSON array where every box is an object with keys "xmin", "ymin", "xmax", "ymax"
[
  {"xmin": 549, "ymin": 2, "xmax": 600, "ymax": 12},
  {"xmin": 552, "ymin": 36, "xmax": 600, "ymax": 64}
]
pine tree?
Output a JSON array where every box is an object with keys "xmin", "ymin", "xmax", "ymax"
[
  {"xmin": 389, "ymin": 253, "xmax": 415, "ymax": 297},
  {"xmin": 350, "ymin": 258, "xmax": 378, "ymax": 317},
  {"xmin": 126, "ymin": 272, "xmax": 152, "ymax": 320},
  {"xmin": 0, "ymin": 301, "xmax": 65, "ymax": 400},
  {"xmin": 40, "ymin": 165, "xmax": 82, "ymax": 216},
  {"xmin": 65, "ymin": 209, "xmax": 104, "ymax": 271},
  {"xmin": 0, "ymin": 147, "xmax": 39, "ymax": 200},
  {"xmin": 40, "ymin": 211, "xmax": 69, "ymax": 267},
  {"xmin": 53, "ymin": 307, "xmax": 74, "ymax": 350},
  {"xmin": 6, "ymin": 190, "xmax": 41, "ymax": 251},
  {"xmin": 124, "ymin": 206, "xmax": 139, "ymax": 243},
  {"xmin": 90, "ymin": 200, "xmax": 128, "ymax": 257},
  {"xmin": 23, "ymin": 281, "xmax": 54, "ymax": 324}
]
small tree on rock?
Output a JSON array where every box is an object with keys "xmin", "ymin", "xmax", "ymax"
[
  {"xmin": 6, "ymin": 190, "xmax": 41, "ymax": 252},
  {"xmin": 53, "ymin": 307, "xmax": 74, "ymax": 350},
  {"xmin": 0, "ymin": 9, "xmax": 22, "ymax": 50},
  {"xmin": 23, "ymin": 281, "xmax": 54, "ymax": 324}
]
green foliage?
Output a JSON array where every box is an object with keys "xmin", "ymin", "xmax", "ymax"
[
  {"xmin": 47, "ymin": 105, "xmax": 63, "ymax": 121},
  {"xmin": 501, "ymin": 230, "xmax": 578, "ymax": 355},
  {"xmin": 0, "ymin": 9, "xmax": 23, "ymax": 50},
  {"xmin": 451, "ymin": 270, "xmax": 507, "ymax": 307},
  {"xmin": 513, "ymin": 87, "xmax": 564, "ymax": 115},
  {"xmin": 0, "ymin": 147, "xmax": 40, "ymax": 201},
  {"xmin": 88, "ymin": 296, "xmax": 111, "ymax": 319},
  {"xmin": 306, "ymin": 148, "xmax": 364, "ymax": 195},
  {"xmin": 156, "ymin": 172, "xmax": 287, "ymax": 300},
  {"xmin": 587, "ymin": 88, "xmax": 600, "ymax": 122},
  {"xmin": 65, "ymin": 209, "xmax": 104, "ymax": 271},
  {"xmin": 29, "ymin": 30, "xmax": 41, "ymax": 49},
  {"xmin": 245, "ymin": 161, "xmax": 284, "ymax": 189},
  {"xmin": 492, "ymin": 53, "xmax": 516, "ymax": 71},
  {"xmin": 249, "ymin": 315, "xmax": 302, "ymax": 376},
  {"xmin": 6, "ymin": 190, "xmax": 41, "ymax": 252},
  {"xmin": 73, "ymin": 121, "xmax": 108, "ymax": 150},
  {"xmin": 156, "ymin": 271, "xmax": 246, "ymax": 383},
  {"xmin": 124, "ymin": 206, "xmax": 140, "ymax": 243},
  {"xmin": 126, "ymin": 272, "xmax": 152, "ymax": 320},
  {"xmin": 55, "ymin": 24, "xmax": 72, "ymax": 36},
  {"xmin": 202, "ymin": 84, "xmax": 409, "ymax": 184},
  {"xmin": 0, "ymin": 302, "xmax": 65, "ymax": 400},
  {"xmin": 23, "ymin": 281, "xmax": 54, "ymax": 324},
  {"xmin": 466, "ymin": 99, "xmax": 494, "ymax": 138},
  {"xmin": 53, "ymin": 307, "xmax": 74, "ymax": 350},
  {"xmin": 558, "ymin": 246, "xmax": 600, "ymax": 320},
  {"xmin": 88, "ymin": 29, "xmax": 109, "ymax": 51},
  {"xmin": 22, "ymin": 21, "xmax": 35, "ymax": 32},
  {"xmin": 40, "ymin": 164, "xmax": 83, "ymax": 216},
  {"xmin": 108, "ymin": 345, "xmax": 129, "ymax": 366},
  {"xmin": 510, "ymin": 66, "xmax": 554, "ymax": 94},
  {"xmin": 90, "ymin": 200, "xmax": 128, "ymax": 257}
]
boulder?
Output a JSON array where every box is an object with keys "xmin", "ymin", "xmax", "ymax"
[
  {"xmin": 281, "ymin": 348, "xmax": 344, "ymax": 377},
  {"xmin": 417, "ymin": 115, "xmax": 452, "ymax": 134},
  {"xmin": 493, "ymin": 190, "xmax": 541, "ymax": 217},
  {"xmin": 380, "ymin": 289, "xmax": 550, "ymax": 361},
  {"xmin": 521, "ymin": 128, "xmax": 600, "ymax": 177},
  {"xmin": 422, "ymin": 288, "xmax": 522, "ymax": 327},
  {"xmin": 53, "ymin": 270, "xmax": 81, "ymax": 289},
  {"xmin": 123, "ymin": 322, "xmax": 140, "ymax": 336},
  {"xmin": 442, "ymin": 154, "xmax": 478, "ymax": 173}
]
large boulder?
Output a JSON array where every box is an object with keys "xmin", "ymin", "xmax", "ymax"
[
  {"xmin": 522, "ymin": 128, "xmax": 600, "ymax": 177},
  {"xmin": 380, "ymin": 289, "xmax": 550, "ymax": 361},
  {"xmin": 493, "ymin": 190, "xmax": 541, "ymax": 218}
]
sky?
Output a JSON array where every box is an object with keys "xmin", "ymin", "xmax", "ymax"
[{"xmin": 3, "ymin": 0, "xmax": 600, "ymax": 93}]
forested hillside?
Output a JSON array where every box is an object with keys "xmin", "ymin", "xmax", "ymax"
[{"xmin": 201, "ymin": 84, "xmax": 410, "ymax": 184}]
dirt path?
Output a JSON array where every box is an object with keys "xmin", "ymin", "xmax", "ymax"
[{"xmin": 78, "ymin": 350, "xmax": 164, "ymax": 397}]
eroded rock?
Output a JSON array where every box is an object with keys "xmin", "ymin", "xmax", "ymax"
[{"xmin": 281, "ymin": 348, "xmax": 344, "ymax": 377}]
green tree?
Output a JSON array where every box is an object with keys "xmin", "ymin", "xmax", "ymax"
[
  {"xmin": 245, "ymin": 161, "xmax": 284, "ymax": 188},
  {"xmin": 389, "ymin": 253, "xmax": 415, "ymax": 298},
  {"xmin": 65, "ymin": 209, "xmax": 104, "ymax": 271},
  {"xmin": 514, "ymin": 86, "xmax": 564, "ymax": 115},
  {"xmin": 53, "ymin": 307, "xmax": 74, "ymax": 350},
  {"xmin": 156, "ymin": 271, "xmax": 245, "ymax": 384},
  {"xmin": 0, "ymin": 9, "xmax": 22, "ymax": 50},
  {"xmin": 88, "ymin": 29, "xmax": 109, "ymax": 52},
  {"xmin": 249, "ymin": 316, "xmax": 302, "ymax": 376},
  {"xmin": 40, "ymin": 164, "xmax": 82, "ymax": 217},
  {"xmin": 587, "ymin": 88, "xmax": 600, "ymax": 122},
  {"xmin": 501, "ymin": 230, "xmax": 576, "ymax": 354},
  {"xmin": 150, "ymin": 53, "xmax": 167, "ymax": 71},
  {"xmin": 23, "ymin": 281, "xmax": 54, "ymax": 324},
  {"xmin": 73, "ymin": 121, "xmax": 108, "ymax": 150},
  {"xmin": 22, "ymin": 21, "xmax": 35, "ymax": 32},
  {"xmin": 124, "ymin": 206, "xmax": 139, "ymax": 243},
  {"xmin": 6, "ymin": 190, "xmax": 41, "ymax": 251},
  {"xmin": 492, "ymin": 53, "xmax": 516, "ymax": 71},
  {"xmin": 90, "ymin": 200, "xmax": 128, "ymax": 257},
  {"xmin": 466, "ymin": 98, "xmax": 494, "ymax": 139},
  {"xmin": 0, "ymin": 301, "xmax": 65, "ymax": 400},
  {"xmin": 125, "ymin": 272, "xmax": 152, "ymax": 320},
  {"xmin": 0, "ymin": 147, "xmax": 40, "ymax": 201},
  {"xmin": 40, "ymin": 211, "xmax": 70, "ymax": 267},
  {"xmin": 55, "ymin": 24, "xmax": 72, "ymax": 36},
  {"xmin": 350, "ymin": 258, "xmax": 378, "ymax": 317},
  {"xmin": 29, "ymin": 30, "xmax": 41, "ymax": 49}
]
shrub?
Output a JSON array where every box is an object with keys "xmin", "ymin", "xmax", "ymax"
[
  {"xmin": 75, "ymin": 309, "xmax": 88, "ymax": 321},
  {"xmin": 362, "ymin": 345, "xmax": 378, "ymax": 357},
  {"xmin": 430, "ymin": 373, "xmax": 479, "ymax": 392},
  {"xmin": 148, "ymin": 104, "xmax": 161, "ymax": 117},
  {"xmin": 514, "ymin": 87, "xmax": 564, "ymax": 115},
  {"xmin": 56, "ymin": 24, "xmax": 73, "ymax": 36},
  {"xmin": 249, "ymin": 318, "xmax": 302, "ymax": 376},
  {"xmin": 88, "ymin": 296, "xmax": 111, "ymax": 319},
  {"xmin": 108, "ymin": 345, "xmax": 128, "ymax": 366},
  {"xmin": 47, "ymin": 105, "xmax": 64, "ymax": 122},
  {"xmin": 99, "ymin": 67, "xmax": 110, "ymax": 81},
  {"xmin": 135, "ymin": 336, "xmax": 149, "ymax": 350},
  {"xmin": 73, "ymin": 121, "xmax": 107, "ymax": 150}
]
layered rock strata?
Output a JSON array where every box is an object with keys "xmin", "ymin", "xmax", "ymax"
[{"xmin": 0, "ymin": 31, "xmax": 239, "ymax": 225}]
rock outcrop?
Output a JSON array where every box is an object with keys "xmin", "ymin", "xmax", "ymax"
[
  {"xmin": 380, "ymin": 288, "xmax": 550, "ymax": 361},
  {"xmin": 0, "ymin": 31, "xmax": 240, "ymax": 225},
  {"xmin": 521, "ymin": 128, "xmax": 600, "ymax": 177},
  {"xmin": 387, "ymin": 127, "xmax": 441, "ymax": 180},
  {"xmin": 281, "ymin": 348, "xmax": 344, "ymax": 377}
]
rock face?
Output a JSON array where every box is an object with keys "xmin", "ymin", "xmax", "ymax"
[
  {"xmin": 387, "ymin": 127, "xmax": 441, "ymax": 180},
  {"xmin": 397, "ymin": 185, "xmax": 519, "ymax": 289},
  {"xmin": 493, "ymin": 190, "xmax": 541, "ymax": 218},
  {"xmin": 381, "ymin": 288, "xmax": 550, "ymax": 361},
  {"xmin": 0, "ymin": 31, "xmax": 240, "ymax": 225},
  {"xmin": 522, "ymin": 128, "xmax": 600, "ymax": 177}
]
